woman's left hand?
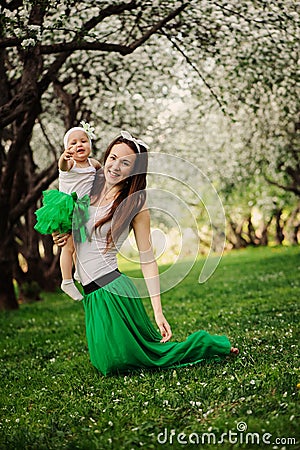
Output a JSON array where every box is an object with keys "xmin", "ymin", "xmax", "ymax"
[
  {"xmin": 52, "ymin": 231, "xmax": 70, "ymax": 247},
  {"xmin": 155, "ymin": 312, "xmax": 172, "ymax": 343}
]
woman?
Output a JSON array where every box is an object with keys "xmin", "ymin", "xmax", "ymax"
[{"xmin": 54, "ymin": 130, "xmax": 238, "ymax": 376}]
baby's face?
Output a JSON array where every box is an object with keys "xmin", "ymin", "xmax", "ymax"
[{"xmin": 67, "ymin": 130, "xmax": 91, "ymax": 162}]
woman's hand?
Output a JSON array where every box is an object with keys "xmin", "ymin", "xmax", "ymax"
[
  {"xmin": 52, "ymin": 231, "xmax": 70, "ymax": 247},
  {"xmin": 155, "ymin": 312, "xmax": 172, "ymax": 343}
]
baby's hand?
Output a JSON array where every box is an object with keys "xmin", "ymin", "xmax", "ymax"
[{"xmin": 63, "ymin": 146, "xmax": 74, "ymax": 161}]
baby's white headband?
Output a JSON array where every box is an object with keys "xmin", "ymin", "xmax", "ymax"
[{"xmin": 63, "ymin": 121, "xmax": 96, "ymax": 150}]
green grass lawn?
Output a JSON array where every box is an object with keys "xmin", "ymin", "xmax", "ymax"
[{"xmin": 0, "ymin": 246, "xmax": 299, "ymax": 449}]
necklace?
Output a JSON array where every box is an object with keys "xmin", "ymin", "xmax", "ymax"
[
  {"xmin": 104, "ymin": 193, "xmax": 116, "ymax": 201},
  {"xmin": 101, "ymin": 189, "xmax": 120, "ymax": 203}
]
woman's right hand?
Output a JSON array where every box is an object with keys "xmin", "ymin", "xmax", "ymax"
[
  {"xmin": 155, "ymin": 312, "xmax": 172, "ymax": 343},
  {"xmin": 52, "ymin": 231, "xmax": 70, "ymax": 247}
]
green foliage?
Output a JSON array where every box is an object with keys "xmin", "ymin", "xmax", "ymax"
[
  {"xmin": 0, "ymin": 246, "xmax": 299, "ymax": 449},
  {"xmin": 19, "ymin": 281, "xmax": 42, "ymax": 300}
]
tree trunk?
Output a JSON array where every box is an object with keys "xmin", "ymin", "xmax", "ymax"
[
  {"xmin": 228, "ymin": 220, "xmax": 248, "ymax": 249},
  {"xmin": 275, "ymin": 208, "xmax": 285, "ymax": 245},
  {"xmin": 0, "ymin": 238, "xmax": 19, "ymax": 310},
  {"xmin": 15, "ymin": 205, "xmax": 61, "ymax": 294},
  {"xmin": 43, "ymin": 236, "xmax": 61, "ymax": 291},
  {"xmin": 247, "ymin": 215, "xmax": 259, "ymax": 245},
  {"xmin": 260, "ymin": 226, "xmax": 268, "ymax": 246},
  {"xmin": 286, "ymin": 203, "xmax": 300, "ymax": 245},
  {"xmin": 259, "ymin": 215, "xmax": 273, "ymax": 246},
  {"xmin": 291, "ymin": 224, "xmax": 300, "ymax": 245}
]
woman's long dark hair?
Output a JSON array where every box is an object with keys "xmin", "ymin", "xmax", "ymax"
[{"xmin": 90, "ymin": 134, "xmax": 148, "ymax": 250}]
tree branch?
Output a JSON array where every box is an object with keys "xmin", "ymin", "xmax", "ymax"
[
  {"xmin": 40, "ymin": 41, "xmax": 131, "ymax": 55},
  {"xmin": 10, "ymin": 160, "xmax": 58, "ymax": 222},
  {"xmin": 79, "ymin": 0, "xmax": 138, "ymax": 34},
  {"xmin": 125, "ymin": 3, "xmax": 188, "ymax": 52},
  {"xmin": 1, "ymin": 2, "xmax": 188, "ymax": 125},
  {"xmin": 40, "ymin": 3, "xmax": 188, "ymax": 55},
  {"xmin": 37, "ymin": 118, "xmax": 59, "ymax": 160},
  {"xmin": 37, "ymin": 51, "xmax": 71, "ymax": 96},
  {"xmin": 0, "ymin": 1, "xmax": 138, "ymax": 50},
  {"xmin": 2, "ymin": 0, "xmax": 23, "ymax": 12},
  {"xmin": 265, "ymin": 175, "xmax": 300, "ymax": 197},
  {"xmin": 2, "ymin": 101, "xmax": 41, "ymax": 198},
  {"xmin": 162, "ymin": 30, "xmax": 227, "ymax": 113},
  {"xmin": 0, "ymin": 37, "xmax": 22, "ymax": 49},
  {"xmin": 0, "ymin": 88, "xmax": 37, "ymax": 128}
]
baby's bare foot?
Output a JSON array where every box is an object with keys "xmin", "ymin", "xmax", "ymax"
[{"xmin": 230, "ymin": 347, "xmax": 239, "ymax": 356}]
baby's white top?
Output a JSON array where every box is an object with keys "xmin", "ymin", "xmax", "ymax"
[
  {"xmin": 59, "ymin": 158, "xmax": 96, "ymax": 198},
  {"xmin": 74, "ymin": 204, "xmax": 129, "ymax": 286}
]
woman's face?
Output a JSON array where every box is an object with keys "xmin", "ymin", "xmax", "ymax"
[{"xmin": 104, "ymin": 143, "xmax": 136, "ymax": 188}]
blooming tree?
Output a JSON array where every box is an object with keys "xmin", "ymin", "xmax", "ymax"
[
  {"xmin": 0, "ymin": 0, "xmax": 188, "ymax": 309},
  {"xmin": 0, "ymin": 0, "xmax": 298, "ymax": 309}
]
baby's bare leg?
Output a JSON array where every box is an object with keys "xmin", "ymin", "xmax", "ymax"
[
  {"xmin": 60, "ymin": 238, "xmax": 74, "ymax": 280},
  {"xmin": 60, "ymin": 237, "xmax": 83, "ymax": 301}
]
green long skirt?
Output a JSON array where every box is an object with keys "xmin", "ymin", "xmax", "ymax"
[{"xmin": 83, "ymin": 274, "xmax": 231, "ymax": 376}]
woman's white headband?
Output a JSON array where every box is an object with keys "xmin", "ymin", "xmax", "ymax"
[{"xmin": 120, "ymin": 130, "xmax": 149, "ymax": 153}]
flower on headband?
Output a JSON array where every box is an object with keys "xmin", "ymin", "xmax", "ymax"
[{"xmin": 80, "ymin": 120, "xmax": 96, "ymax": 140}]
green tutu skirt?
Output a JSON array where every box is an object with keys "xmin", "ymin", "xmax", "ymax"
[
  {"xmin": 34, "ymin": 190, "xmax": 90, "ymax": 242},
  {"xmin": 83, "ymin": 274, "xmax": 231, "ymax": 376}
]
